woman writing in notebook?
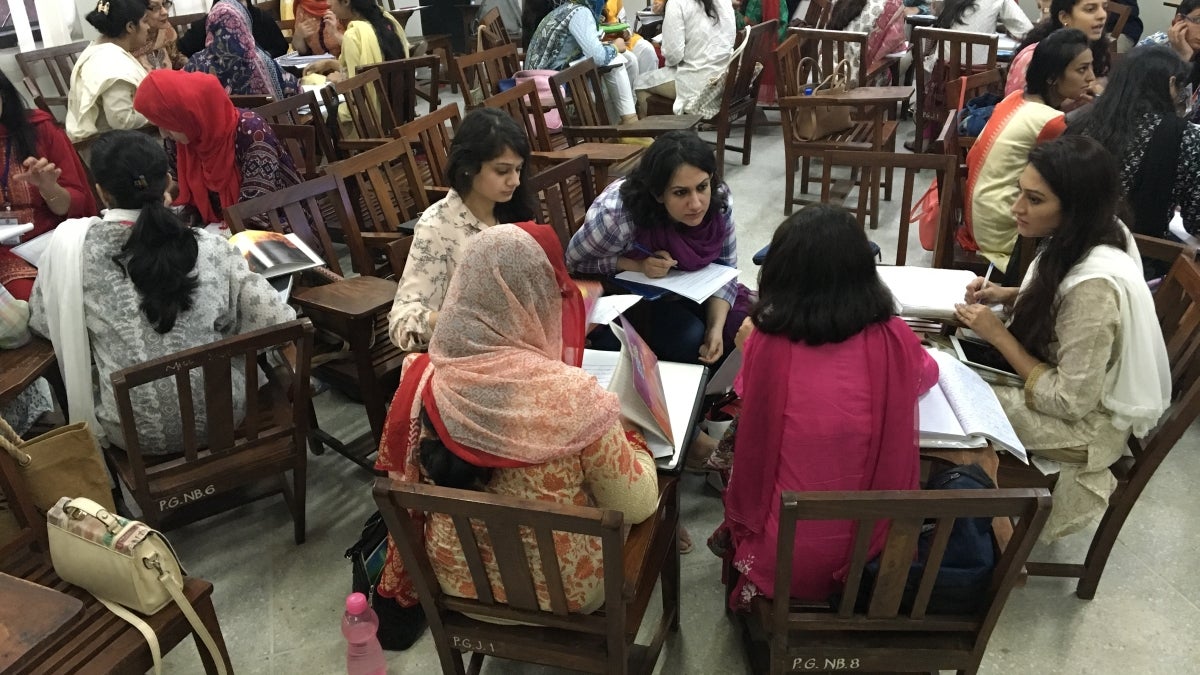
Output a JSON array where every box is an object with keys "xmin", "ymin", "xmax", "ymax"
[
  {"xmin": 565, "ymin": 131, "xmax": 752, "ymax": 366},
  {"xmin": 954, "ymin": 136, "xmax": 1170, "ymax": 540},
  {"xmin": 709, "ymin": 204, "xmax": 938, "ymax": 611}
]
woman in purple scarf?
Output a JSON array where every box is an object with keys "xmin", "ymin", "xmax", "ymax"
[{"xmin": 566, "ymin": 131, "xmax": 753, "ymax": 365}]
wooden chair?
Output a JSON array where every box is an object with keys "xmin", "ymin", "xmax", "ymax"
[
  {"xmin": 359, "ymin": 55, "xmax": 443, "ymax": 125},
  {"xmin": 104, "ymin": 319, "xmax": 315, "ymax": 542},
  {"xmin": 321, "ymin": 69, "xmax": 401, "ymax": 154},
  {"xmin": 775, "ymin": 32, "xmax": 901, "ymax": 217},
  {"xmin": 999, "ymin": 248, "xmax": 1200, "ymax": 599},
  {"xmin": 451, "ymin": 43, "xmax": 522, "ymax": 109},
  {"xmin": 911, "ymin": 27, "xmax": 999, "ymax": 153},
  {"xmin": 0, "ymin": 443, "xmax": 234, "ymax": 675},
  {"xmin": 789, "ymin": 27, "xmax": 870, "ymax": 89},
  {"xmin": 476, "ymin": 6, "xmax": 514, "ymax": 50},
  {"xmin": 373, "ymin": 476, "xmax": 682, "ymax": 674},
  {"xmin": 168, "ymin": 11, "xmax": 208, "ymax": 38},
  {"xmin": 21, "ymin": 76, "xmax": 53, "ymax": 120},
  {"xmin": 741, "ymin": 489, "xmax": 1051, "ymax": 675},
  {"xmin": 550, "ymin": 59, "xmax": 703, "ymax": 145},
  {"xmin": 324, "ymin": 137, "xmax": 432, "ymax": 277},
  {"xmin": 224, "ymin": 174, "xmax": 345, "ymax": 275},
  {"xmin": 794, "ymin": 0, "xmax": 832, "ymax": 28},
  {"xmin": 528, "ymin": 155, "xmax": 597, "ymax": 250},
  {"xmin": 270, "ymin": 122, "xmax": 322, "ymax": 180},
  {"xmin": 396, "ymin": 103, "xmax": 462, "ymax": 192},
  {"xmin": 819, "ymin": 150, "xmax": 958, "ymax": 265},
  {"xmin": 229, "ymin": 94, "xmax": 274, "ymax": 109},
  {"xmin": 14, "ymin": 40, "xmax": 88, "ymax": 122},
  {"xmin": 254, "ymin": 90, "xmax": 340, "ymax": 165},
  {"xmin": 1107, "ymin": 2, "xmax": 1132, "ymax": 47},
  {"xmin": 942, "ymin": 68, "xmax": 1004, "ymax": 160}
]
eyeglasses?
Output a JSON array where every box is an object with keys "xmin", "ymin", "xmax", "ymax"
[
  {"xmin": 1181, "ymin": 14, "xmax": 1200, "ymax": 24},
  {"xmin": 148, "ymin": 0, "xmax": 174, "ymax": 11}
]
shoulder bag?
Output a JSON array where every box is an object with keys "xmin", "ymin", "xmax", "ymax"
[{"xmin": 792, "ymin": 57, "xmax": 855, "ymax": 141}]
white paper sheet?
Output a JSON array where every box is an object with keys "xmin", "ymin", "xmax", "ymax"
[
  {"xmin": 587, "ymin": 294, "xmax": 641, "ymax": 326},
  {"xmin": 11, "ymin": 231, "xmax": 52, "ymax": 267},
  {"xmin": 614, "ymin": 263, "xmax": 740, "ymax": 304},
  {"xmin": 0, "ymin": 223, "xmax": 33, "ymax": 245},
  {"xmin": 877, "ymin": 266, "xmax": 979, "ymax": 320},
  {"xmin": 925, "ymin": 350, "xmax": 1028, "ymax": 462}
]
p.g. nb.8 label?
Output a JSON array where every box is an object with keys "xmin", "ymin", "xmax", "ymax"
[
  {"xmin": 793, "ymin": 657, "xmax": 861, "ymax": 671},
  {"xmin": 159, "ymin": 485, "xmax": 216, "ymax": 510}
]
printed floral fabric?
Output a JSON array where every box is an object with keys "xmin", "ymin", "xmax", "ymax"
[
  {"xmin": 184, "ymin": 0, "xmax": 298, "ymax": 99},
  {"xmin": 1116, "ymin": 113, "xmax": 1200, "ymax": 233}
]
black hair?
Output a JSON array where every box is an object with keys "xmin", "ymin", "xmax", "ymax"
[
  {"xmin": 0, "ymin": 73, "xmax": 38, "ymax": 160},
  {"xmin": 618, "ymin": 130, "xmax": 729, "ymax": 230},
  {"xmin": 346, "ymin": 0, "xmax": 407, "ymax": 61},
  {"xmin": 751, "ymin": 205, "xmax": 895, "ymax": 346},
  {"xmin": 446, "ymin": 107, "xmax": 536, "ymax": 223},
  {"xmin": 1018, "ymin": 0, "xmax": 1111, "ymax": 79},
  {"xmin": 1177, "ymin": 0, "xmax": 1200, "ymax": 16},
  {"xmin": 92, "ymin": 131, "xmax": 199, "ymax": 334},
  {"xmin": 86, "ymin": 0, "xmax": 150, "ymax": 39},
  {"xmin": 934, "ymin": 0, "xmax": 978, "ymax": 28},
  {"xmin": 1024, "ymin": 28, "xmax": 1090, "ymax": 102},
  {"xmin": 695, "ymin": 0, "xmax": 721, "ymax": 21},
  {"xmin": 1007, "ymin": 136, "xmax": 1126, "ymax": 361},
  {"xmin": 828, "ymin": 0, "xmax": 868, "ymax": 31},
  {"xmin": 418, "ymin": 410, "xmax": 493, "ymax": 490},
  {"xmin": 1068, "ymin": 46, "xmax": 1191, "ymax": 160}
]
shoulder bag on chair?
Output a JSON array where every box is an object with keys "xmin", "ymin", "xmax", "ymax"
[
  {"xmin": 687, "ymin": 27, "xmax": 756, "ymax": 120},
  {"xmin": 47, "ymin": 497, "xmax": 228, "ymax": 675},
  {"xmin": 793, "ymin": 57, "xmax": 855, "ymax": 141}
]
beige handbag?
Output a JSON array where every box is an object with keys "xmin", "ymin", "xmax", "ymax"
[
  {"xmin": 0, "ymin": 415, "xmax": 115, "ymax": 513},
  {"xmin": 47, "ymin": 497, "xmax": 228, "ymax": 675},
  {"xmin": 792, "ymin": 57, "xmax": 856, "ymax": 141}
]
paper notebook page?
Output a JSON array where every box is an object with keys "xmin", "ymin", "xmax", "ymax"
[
  {"xmin": 581, "ymin": 349, "xmax": 619, "ymax": 389},
  {"xmin": 918, "ymin": 382, "xmax": 968, "ymax": 438},
  {"xmin": 877, "ymin": 266, "xmax": 979, "ymax": 320},
  {"xmin": 656, "ymin": 360, "xmax": 708, "ymax": 470},
  {"xmin": 11, "ymin": 231, "xmax": 52, "ymax": 267},
  {"xmin": 614, "ymin": 263, "xmax": 740, "ymax": 304},
  {"xmin": 929, "ymin": 350, "xmax": 1028, "ymax": 462},
  {"xmin": 587, "ymin": 295, "xmax": 641, "ymax": 326}
]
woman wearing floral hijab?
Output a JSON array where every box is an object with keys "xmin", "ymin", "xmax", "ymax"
[
  {"xmin": 184, "ymin": 0, "xmax": 299, "ymax": 99},
  {"xmin": 134, "ymin": 0, "xmax": 186, "ymax": 70}
]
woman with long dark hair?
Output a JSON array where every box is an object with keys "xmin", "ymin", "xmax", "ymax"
[
  {"xmin": 66, "ymin": 0, "xmax": 152, "ymax": 142},
  {"xmin": 955, "ymin": 135, "xmax": 1170, "ymax": 540},
  {"xmin": 933, "ymin": 0, "xmax": 1032, "ymax": 61},
  {"xmin": 1005, "ymin": 0, "xmax": 1110, "ymax": 97},
  {"xmin": 634, "ymin": 0, "xmax": 737, "ymax": 115},
  {"xmin": 1070, "ymin": 45, "xmax": 1200, "ymax": 250},
  {"xmin": 0, "ymin": 74, "xmax": 96, "ymax": 300},
  {"xmin": 389, "ymin": 108, "xmax": 536, "ymax": 351},
  {"xmin": 710, "ymin": 204, "xmax": 938, "ymax": 611},
  {"xmin": 27, "ymin": 130, "xmax": 295, "ymax": 453}
]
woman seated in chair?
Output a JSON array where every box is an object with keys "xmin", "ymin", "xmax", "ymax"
[
  {"xmin": 133, "ymin": 70, "xmax": 303, "ymax": 229},
  {"xmin": 1069, "ymin": 46, "xmax": 1200, "ymax": 263},
  {"xmin": 566, "ymin": 130, "xmax": 752, "ymax": 366},
  {"xmin": 634, "ymin": 0, "xmax": 737, "ymax": 117},
  {"xmin": 184, "ymin": 0, "xmax": 299, "ymax": 99},
  {"xmin": 178, "ymin": 0, "xmax": 290, "ymax": 59},
  {"xmin": 709, "ymin": 205, "xmax": 938, "ymax": 611},
  {"xmin": 1005, "ymin": 0, "xmax": 1111, "ymax": 96},
  {"xmin": 66, "ymin": 0, "xmax": 153, "ymax": 143},
  {"xmin": 932, "ymin": 0, "xmax": 1033, "ymax": 61},
  {"xmin": 376, "ymin": 223, "xmax": 660, "ymax": 622},
  {"xmin": 954, "ymin": 136, "xmax": 1170, "ymax": 541},
  {"xmin": 826, "ymin": 0, "xmax": 908, "ymax": 83},
  {"xmin": 27, "ymin": 131, "xmax": 295, "ymax": 454},
  {"xmin": 389, "ymin": 108, "xmax": 535, "ymax": 352},
  {"xmin": 0, "ymin": 74, "xmax": 97, "ymax": 301},
  {"xmin": 526, "ymin": 0, "xmax": 643, "ymax": 125},
  {"xmin": 964, "ymin": 29, "xmax": 1090, "ymax": 276},
  {"xmin": 602, "ymin": 0, "xmax": 661, "ymax": 75},
  {"xmin": 311, "ymin": 0, "xmax": 409, "ymax": 82},
  {"xmin": 287, "ymin": 0, "xmax": 344, "ymax": 58},
  {"xmin": 134, "ymin": 0, "xmax": 186, "ymax": 71}
]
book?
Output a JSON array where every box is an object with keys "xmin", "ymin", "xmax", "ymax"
[
  {"xmin": 919, "ymin": 349, "xmax": 1028, "ymax": 463},
  {"xmin": 0, "ymin": 223, "xmax": 33, "ymax": 245},
  {"xmin": 614, "ymin": 263, "xmax": 740, "ymax": 304},
  {"xmin": 228, "ymin": 230, "xmax": 325, "ymax": 278},
  {"xmin": 11, "ymin": 230, "xmax": 53, "ymax": 267},
  {"xmin": 877, "ymin": 266, "xmax": 979, "ymax": 320}
]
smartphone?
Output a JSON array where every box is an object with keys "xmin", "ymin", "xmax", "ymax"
[{"xmin": 950, "ymin": 335, "xmax": 1019, "ymax": 378}]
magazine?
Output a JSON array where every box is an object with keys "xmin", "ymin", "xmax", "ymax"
[{"xmin": 228, "ymin": 231, "xmax": 325, "ymax": 278}]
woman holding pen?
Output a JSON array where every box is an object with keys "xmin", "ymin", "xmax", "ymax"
[{"xmin": 565, "ymin": 131, "xmax": 753, "ymax": 365}]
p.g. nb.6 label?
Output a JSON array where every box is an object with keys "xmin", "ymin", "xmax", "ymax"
[{"xmin": 159, "ymin": 485, "xmax": 216, "ymax": 510}]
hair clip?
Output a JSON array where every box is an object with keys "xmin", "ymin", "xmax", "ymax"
[
  {"xmin": 96, "ymin": 0, "xmax": 110, "ymax": 14},
  {"xmin": 134, "ymin": 174, "xmax": 149, "ymax": 189}
]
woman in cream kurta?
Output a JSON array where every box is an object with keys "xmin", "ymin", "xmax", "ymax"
[
  {"xmin": 635, "ymin": 0, "xmax": 736, "ymax": 115},
  {"xmin": 66, "ymin": 42, "xmax": 150, "ymax": 143}
]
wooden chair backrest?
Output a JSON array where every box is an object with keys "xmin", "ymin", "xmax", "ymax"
[
  {"xmin": 483, "ymin": 80, "xmax": 555, "ymax": 152},
  {"xmin": 324, "ymin": 138, "xmax": 430, "ymax": 276},
  {"xmin": 0, "ymin": 428, "xmax": 48, "ymax": 564},
  {"xmin": 322, "ymin": 69, "xmax": 400, "ymax": 149},
  {"xmin": 168, "ymin": 11, "xmax": 207, "ymax": 38},
  {"xmin": 269, "ymin": 122, "xmax": 321, "ymax": 180},
  {"xmin": 14, "ymin": 41, "xmax": 88, "ymax": 115},
  {"xmin": 395, "ymin": 103, "xmax": 463, "ymax": 190},
  {"xmin": 770, "ymin": 489, "xmax": 1051, "ymax": 674},
  {"xmin": 358, "ymin": 55, "xmax": 443, "ymax": 125},
  {"xmin": 477, "ymin": 6, "xmax": 513, "ymax": 50},
  {"xmin": 785, "ymin": 27, "xmax": 870, "ymax": 88},
  {"xmin": 372, "ymin": 479, "xmax": 629, "ymax": 661},
  {"xmin": 528, "ymin": 155, "xmax": 596, "ymax": 250},
  {"xmin": 1107, "ymin": 3, "xmax": 1132, "ymax": 43},
  {"xmin": 550, "ymin": 58, "xmax": 613, "ymax": 132},
  {"xmin": 451, "ymin": 43, "xmax": 521, "ymax": 109},
  {"xmin": 230, "ymin": 94, "xmax": 275, "ymax": 109},
  {"xmin": 819, "ymin": 150, "xmax": 958, "ymax": 266},
  {"xmin": 254, "ymin": 90, "xmax": 339, "ymax": 164},
  {"xmin": 943, "ymin": 68, "xmax": 1003, "ymax": 125},
  {"xmin": 110, "ymin": 319, "xmax": 314, "ymax": 516},
  {"xmin": 912, "ymin": 26, "xmax": 999, "ymax": 75},
  {"xmin": 721, "ymin": 21, "xmax": 776, "ymax": 121},
  {"xmin": 21, "ymin": 76, "xmax": 54, "ymax": 120},
  {"xmin": 224, "ymin": 174, "xmax": 345, "ymax": 276},
  {"xmin": 799, "ymin": 0, "xmax": 833, "ymax": 28}
]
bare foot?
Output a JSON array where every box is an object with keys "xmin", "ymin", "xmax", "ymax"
[{"xmin": 678, "ymin": 524, "xmax": 693, "ymax": 554}]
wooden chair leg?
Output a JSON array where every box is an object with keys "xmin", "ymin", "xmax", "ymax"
[
  {"xmin": 715, "ymin": 121, "xmax": 728, "ymax": 173},
  {"xmin": 800, "ymin": 155, "xmax": 811, "ymax": 195},
  {"xmin": 742, "ymin": 104, "xmax": 756, "ymax": 166},
  {"xmin": 193, "ymin": 592, "xmax": 233, "ymax": 674},
  {"xmin": 467, "ymin": 652, "xmax": 486, "ymax": 674},
  {"xmin": 1075, "ymin": 488, "xmax": 1136, "ymax": 599},
  {"xmin": 785, "ymin": 154, "xmax": 797, "ymax": 215},
  {"xmin": 869, "ymin": 165, "xmax": 881, "ymax": 230},
  {"xmin": 293, "ymin": 462, "xmax": 307, "ymax": 545}
]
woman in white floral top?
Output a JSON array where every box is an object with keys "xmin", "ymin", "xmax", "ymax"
[{"xmin": 387, "ymin": 108, "xmax": 537, "ymax": 351}]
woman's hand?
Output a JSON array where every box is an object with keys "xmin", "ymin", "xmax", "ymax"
[
  {"xmin": 292, "ymin": 18, "xmax": 315, "ymax": 53},
  {"xmin": 611, "ymin": 37, "xmax": 627, "ymax": 53},
  {"xmin": 15, "ymin": 157, "xmax": 62, "ymax": 194},
  {"xmin": 964, "ymin": 277, "xmax": 1017, "ymax": 305},
  {"xmin": 640, "ymin": 250, "xmax": 677, "ymax": 278},
  {"xmin": 733, "ymin": 317, "xmax": 753, "ymax": 350},
  {"xmin": 953, "ymin": 303, "xmax": 1008, "ymax": 344},
  {"xmin": 1169, "ymin": 21, "xmax": 1196, "ymax": 62},
  {"xmin": 698, "ymin": 326, "xmax": 724, "ymax": 364}
]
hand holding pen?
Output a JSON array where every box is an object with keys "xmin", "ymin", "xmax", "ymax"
[{"xmin": 630, "ymin": 243, "xmax": 677, "ymax": 279}]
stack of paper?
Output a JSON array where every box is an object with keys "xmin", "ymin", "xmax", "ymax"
[
  {"xmin": 919, "ymin": 349, "xmax": 1027, "ymax": 462},
  {"xmin": 615, "ymin": 263, "xmax": 740, "ymax": 304},
  {"xmin": 877, "ymin": 266, "xmax": 978, "ymax": 320}
]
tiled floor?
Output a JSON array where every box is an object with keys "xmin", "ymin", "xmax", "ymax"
[{"xmin": 158, "ymin": 108, "xmax": 1200, "ymax": 674}]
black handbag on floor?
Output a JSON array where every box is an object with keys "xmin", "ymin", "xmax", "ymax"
[{"xmin": 346, "ymin": 511, "xmax": 426, "ymax": 651}]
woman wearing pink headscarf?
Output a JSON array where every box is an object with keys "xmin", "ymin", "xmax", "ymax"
[{"xmin": 183, "ymin": 0, "xmax": 299, "ymax": 98}]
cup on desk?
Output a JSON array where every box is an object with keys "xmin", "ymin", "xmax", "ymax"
[{"xmin": 703, "ymin": 409, "xmax": 735, "ymax": 441}]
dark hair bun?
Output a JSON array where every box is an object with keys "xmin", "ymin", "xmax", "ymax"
[{"xmin": 86, "ymin": 0, "xmax": 148, "ymax": 39}]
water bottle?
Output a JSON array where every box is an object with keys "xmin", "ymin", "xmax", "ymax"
[{"xmin": 343, "ymin": 593, "xmax": 387, "ymax": 675}]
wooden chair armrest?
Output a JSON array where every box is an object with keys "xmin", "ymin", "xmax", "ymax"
[
  {"xmin": 1134, "ymin": 233, "xmax": 1195, "ymax": 266},
  {"xmin": 622, "ymin": 475, "xmax": 679, "ymax": 601},
  {"xmin": 361, "ymin": 232, "xmax": 408, "ymax": 248},
  {"xmin": 291, "ymin": 275, "xmax": 397, "ymax": 320},
  {"xmin": 425, "ymin": 186, "xmax": 450, "ymax": 203},
  {"xmin": 336, "ymin": 138, "xmax": 394, "ymax": 152}
]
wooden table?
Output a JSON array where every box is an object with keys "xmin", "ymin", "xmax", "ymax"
[
  {"xmin": 532, "ymin": 142, "xmax": 644, "ymax": 193},
  {"xmin": 0, "ymin": 573, "xmax": 84, "ymax": 673},
  {"xmin": 0, "ymin": 338, "xmax": 56, "ymax": 407}
]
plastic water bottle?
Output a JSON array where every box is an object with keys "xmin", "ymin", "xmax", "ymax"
[{"xmin": 343, "ymin": 593, "xmax": 387, "ymax": 675}]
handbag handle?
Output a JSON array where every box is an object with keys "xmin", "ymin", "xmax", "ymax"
[
  {"xmin": 796, "ymin": 56, "xmax": 824, "ymax": 90},
  {"xmin": 63, "ymin": 496, "xmax": 123, "ymax": 534},
  {"xmin": 0, "ymin": 415, "xmax": 32, "ymax": 467}
]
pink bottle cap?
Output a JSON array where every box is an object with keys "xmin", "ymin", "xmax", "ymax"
[{"xmin": 346, "ymin": 592, "xmax": 369, "ymax": 614}]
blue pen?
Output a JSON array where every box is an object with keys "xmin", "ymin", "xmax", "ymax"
[{"xmin": 629, "ymin": 242, "xmax": 675, "ymax": 265}]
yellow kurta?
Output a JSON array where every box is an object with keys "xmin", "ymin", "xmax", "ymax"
[{"xmin": 337, "ymin": 14, "xmax": 409, "ymax": 126}]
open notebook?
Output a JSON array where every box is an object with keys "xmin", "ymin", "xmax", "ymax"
[
  {"xmin": 877, "ymin": 266, "xmax": 979, "ymax": 320},
  {"xmin": 920, "ymin": 349, "xmax": 1028, "ymax": 463}
]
